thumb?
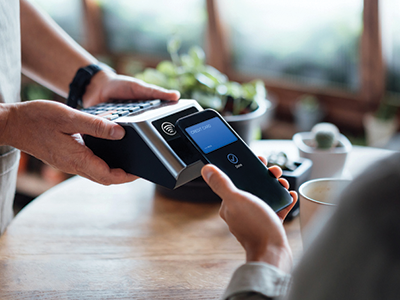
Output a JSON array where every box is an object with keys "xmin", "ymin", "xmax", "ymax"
[
  {"xmin": 201, "ymin": 164, "xmax": 238, "ymax": 200},
  {"xmin": 71, "ymin": 111, "xmax": 125, "ymax": 140}
]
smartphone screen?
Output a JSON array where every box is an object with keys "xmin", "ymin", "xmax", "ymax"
[
  {"xmin": 176, "ymin": 109, "xmax": 292, "ymax": 212},
  {"xmin": 185, "ymin": 117, "xmax": 238, "ymax": 153}
]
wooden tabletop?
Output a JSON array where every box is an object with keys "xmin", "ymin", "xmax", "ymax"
[{"xmin": 0, "ymin": 140, "xmax": 394, "ymax": 299}]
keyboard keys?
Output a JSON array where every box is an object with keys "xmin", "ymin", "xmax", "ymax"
[
  {"xmin": 104, "ymin": 114, "xmax": 119, "ymax": 121},
  {"xmin": 139, "ymin": 103, "xmax": 151, "ymax": 109},
  {"xmin": 129, "ymin": 107, "xmax": 140, "ymax": 113},
  {"xmin": 149, "ymin": 100, "xmax": 161, "ymax": 106},
  {"xmin": 80, "ymin": 99, "xmax": 161, "ymax": 120},
  {"xmin": 117, "ymin": 111, "xmax": 129, "ymax": 116}
]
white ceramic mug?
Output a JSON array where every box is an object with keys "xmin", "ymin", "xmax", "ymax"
[{"xmin": 299, "ymin": 178, "xmax": 351, "ymax": 244}]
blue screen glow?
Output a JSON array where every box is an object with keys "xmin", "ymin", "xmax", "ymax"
[{"xmin": 185, "ymin": 117, "xmax": 237, "ymax": 154}]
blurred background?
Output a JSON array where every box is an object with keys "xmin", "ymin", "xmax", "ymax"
[{"xmin": 16, "ymin": 0, "xmax": 400, "ymax": 212}]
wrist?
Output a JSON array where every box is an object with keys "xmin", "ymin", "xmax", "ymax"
[
  {"xmin": 67, "ymin": 63, "xmax": 115, "ymax": 109},
  {"xmin": 81, "ymin": 69, "xmax": 115, "ymax": 107},
  {"xmin": 246, "ymin": 243, "xmax": 293, "ymax": 274}
]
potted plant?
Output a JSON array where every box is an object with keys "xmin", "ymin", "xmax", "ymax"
[
  {"xmin": 363, "ymin": 93, "xmax": 400, "ymax": 148},
  {"xmin": 293, "ymin": 94, "xmax": 324, "ymax": 132},
  {"xmin": 267, "ymin": 152, "xmax": 313, "ymax": 220},
  {"xmin": 293, "ymin": 122, "xmax": 352, "ymax": 179},
  {"xmin": 134, "ymin": 39, "xmax": 275, "ymax": 202},
  {"xmin": 134, "ymin": 38, "xmax": 271, "ymax": 144}
]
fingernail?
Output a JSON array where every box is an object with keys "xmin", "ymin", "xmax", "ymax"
[
  {"xmin": 111, "ymin": 126, "xmax": 125, "ymax": 139},
  {"xmin": 202, "ymin": 166, "xmax": 213, "ymax": 183}
]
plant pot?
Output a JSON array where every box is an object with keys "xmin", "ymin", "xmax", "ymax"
[
  {"xmin": 280, "ymin": 157, "xmax": 313, "ymax": 220},
  {"xmin": 363, "ymin": 113, "xmax": 398, "ymax": 148},
  {"xmin": 224, "ymin": 98, "xmax": 271, "ymax": 144},
  {"xmin": 293, "ymin": 132, "xmax": 352, "ymax": 179},
  {"xmin": 156, "ymin": 98, "xmax": 273, "ymax": 202},
  {"xmin": 292, "ymin": 102, "xmax": 324, "ymax": 132}
]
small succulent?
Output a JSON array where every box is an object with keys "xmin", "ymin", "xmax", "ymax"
[
  {"xmin": 297, "ymin": 94, "xmax": 320, "ymax": 113},
  {"xmin": 267, "ymin": 152, "xmax": 298, "ymax": 171},
  {"xmin": 311, "ymin": 123, "xmax": 340, "ymax": 149}
]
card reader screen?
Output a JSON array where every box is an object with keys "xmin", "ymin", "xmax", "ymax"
[{"xmin": 185, "ymin": 117, "xmax": 237, "ymax": 154}]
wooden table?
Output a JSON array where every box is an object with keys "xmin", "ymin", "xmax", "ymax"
[{"xmin": 0, "ymin": 140, "xmax": 395, "ymax": 299}]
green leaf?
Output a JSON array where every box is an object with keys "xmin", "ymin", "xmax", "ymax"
[
  {"xmin": 180, "ymin": 73, "xmax": 197, "ymax": 89},
  {"xmin": 226, "ymin": 81, "xmax": 243, "ymax": 99},
  {"xmin": 195, "ymin": 73, "xmax": 216, "ymax": 89},
  {"xmin": 156, "ymin": 60, "xmax": 177, "ymax": 77},
  {"xmin": 167, "ymin": 37, "xmax": 181, "ymax": 55},
  {"xmin": 189, "ymin": 46, "xmax": 205, "ymax": 67},
  {"xmin": 204, "ymin": 66, "xmax": 228, "ymax": 84},
  {"xmin": 181, "ymin": 54, "xmax": 196, "ymax": 70},
  {"xmin": 192, "ymin": 91, "xmax": 223, "ymax": 110},
  {"xmin": 167, "ymin": 37, "xmax": 182, "ymax": 66},
  {"xmin": 137, "ymin": 68, "xmax": 169, "ymax": 88}
]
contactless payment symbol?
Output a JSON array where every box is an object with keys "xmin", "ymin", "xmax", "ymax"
[
  {"xmin": 227, "ymin": 153, "xmax": 239, "ymax": 164},
  {"xmin": 161, "ymin": 122, "xmax": 176, "ymax": 136}
]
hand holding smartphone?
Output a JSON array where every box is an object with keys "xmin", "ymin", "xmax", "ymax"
[{"xmin": 176, "ymin": 109, "xmax": 293, "ymax": 212}]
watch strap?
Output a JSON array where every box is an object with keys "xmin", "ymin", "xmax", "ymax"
[{"xmin": 67, "ymin": 64, "xmax": 102, "ymax": 108}]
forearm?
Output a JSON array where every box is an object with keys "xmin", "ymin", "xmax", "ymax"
[
  {"xmin": 20, "ymin": 0, "xmax": 97, "ymax": 98},
  {"xmin": 0, "ymin": 104, "xmax": 12, "ymax": 146}
]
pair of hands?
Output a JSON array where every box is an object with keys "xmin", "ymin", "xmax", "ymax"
[
  {"xmin": 2, "ymin": 67, "xmax": 296, "ymax": 272},
  {"xmin": 202, "ymin": 157, "xmax": 298, "ymax": 273},
  {"xmin": 85, "ymin": 72, "xmax": 298, "ymax": 273},
  {"xmin": 1, "ymin": 71, "xmax": 179, "ymax": 185}
]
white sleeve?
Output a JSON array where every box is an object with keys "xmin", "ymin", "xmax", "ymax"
[{"xmin": 222, "ymin": 262, "xmax": 291, "ymax": 300}]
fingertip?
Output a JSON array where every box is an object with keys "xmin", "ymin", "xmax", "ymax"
[
  {"xmin": 277, "ymin": 191, "xmax": 298, "ymax": 221},
  {"xmin": 169, "ymin": 90, "xmax": 180, "ymax": 101},
  {"xmin": 258, "ymin": 156, "xmax": 267, "ymax": 165},
  {"xmin": 269, "ymin": 165, "xmax": 283, "ymax": 178},
  {"xmin": 278, "ymin": 178, "xmax": 289, "ymax": 189},
  {"xmin": 110, "ymin": 124, "xmax": 125, "ymax": 140},
  {"xmin": 201, "ymin": 164, "xmax": 216, "ymax": 184},
  {"xmin": 290, "ymin": 190, "xmax": 298, "ymax": 203},
  {"xmin": 109, "ymin": 168, "xmax": 139, "ymax": 184},
  {"xmin": 201, "ymin": 164, "xmax": 238, "ymax": 200}
]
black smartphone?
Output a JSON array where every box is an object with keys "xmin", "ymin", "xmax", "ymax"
[{"xmin": 175, "ymin": 109, "xmax": 293, "ymax": 212}]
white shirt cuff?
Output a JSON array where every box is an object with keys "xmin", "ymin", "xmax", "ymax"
[{"xmin": 222, "ymin": 262, "xmax": 291, "ymax": 300}]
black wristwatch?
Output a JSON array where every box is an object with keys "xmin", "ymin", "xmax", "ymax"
[{"xmin": 67, "ymin": 63, "xmax": 114, "ymax": 108}]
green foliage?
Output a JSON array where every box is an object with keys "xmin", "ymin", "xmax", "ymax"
[
  {"xmin": 21, "ymin": 83, "xmax": 53, "ymax": 101},
  {"xmin": 374, "ymin": 93, "xmax": 400, "ymax": 121},
  {"xmin": 297, "ymin": 94, "xmax": 320, "ymax": 112},
  {"xmin": 135, "ymin": 40, "xmax": 266, "ymax": 115}
]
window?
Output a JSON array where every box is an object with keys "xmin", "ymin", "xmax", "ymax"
[
  {"xmin": 219, "ymin": 0, "xmax": 363, "ymax": 91},
  {"xmin": 98, "ymin": 0, "xmax": 207, "ymax": 58},
  {"xmin": 30, "ymin": 0, "xmax": 84, "ymax": 44},
  {"xmin": 381, "ymin": 0, "xmax": 400, "ymax": 93},
  {"xmin": 23, "ymin": 0, "xmax": 392, "ymax": 131}
]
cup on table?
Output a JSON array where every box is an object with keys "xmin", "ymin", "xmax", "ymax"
[{"xmin": 299, "ymin": 178, "xmax": 351, "ymax": 245}]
